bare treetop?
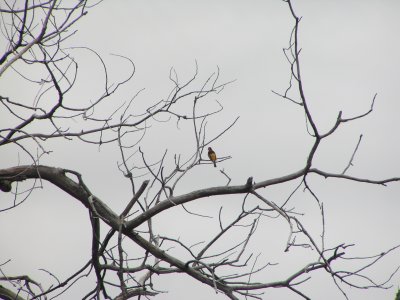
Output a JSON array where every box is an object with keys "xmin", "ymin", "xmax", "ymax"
[{"xmin": 1, "ymin": 1, "xmax": 400, "ymax": 300}]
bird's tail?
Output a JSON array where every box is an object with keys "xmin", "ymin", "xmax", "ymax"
[{"xmin": 213, "ymin": 161, "xmax": 217, "ymax": 167}]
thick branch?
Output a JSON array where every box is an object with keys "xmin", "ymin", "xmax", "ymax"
[
  {"xmin": 125, "ymin": 177, "xmax": 253, "ymax": 230},
  {"xmin": 0, "ymin": 285, "xmax": 25, "ymax": 300},
  {"xmin": 0, "ymin": 165, "xmax": 120, "ymax": 227}
]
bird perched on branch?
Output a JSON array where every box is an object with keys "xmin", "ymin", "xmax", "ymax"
[{"xmin": 208, "ymin": 147, "xmax": 217, "ymax": 167}]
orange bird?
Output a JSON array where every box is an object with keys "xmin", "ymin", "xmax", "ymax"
[{"xmin": 208, "ymin": 147, "xmax": 217, "ymax": 167}]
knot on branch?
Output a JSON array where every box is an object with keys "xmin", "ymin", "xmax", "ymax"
[
  {"xmin": 245, "ymin": 177, "xmax": 253, "ymax": 190},
  {"xmin": 0, "ymin": 180, "xmax": 12, "ymax": 192}
]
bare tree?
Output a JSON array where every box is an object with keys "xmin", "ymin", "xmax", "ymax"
[{"xmin": 1, "ymin": 1, "xmax": 399, "ymax": 299}]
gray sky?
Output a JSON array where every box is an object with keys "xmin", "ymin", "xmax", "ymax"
[{"xmin": 1, "ymin": 1, "xmax": 400, "ymax": 299}]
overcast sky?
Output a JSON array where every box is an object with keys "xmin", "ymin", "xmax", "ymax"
[{"xmin": 1, "ymin": 1, "xmax": 400, "ymax": 299}]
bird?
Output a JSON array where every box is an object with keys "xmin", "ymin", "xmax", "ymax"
[{"xmin": 207, "ymin": 147, "xmax": 217, "ymax": 167}]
